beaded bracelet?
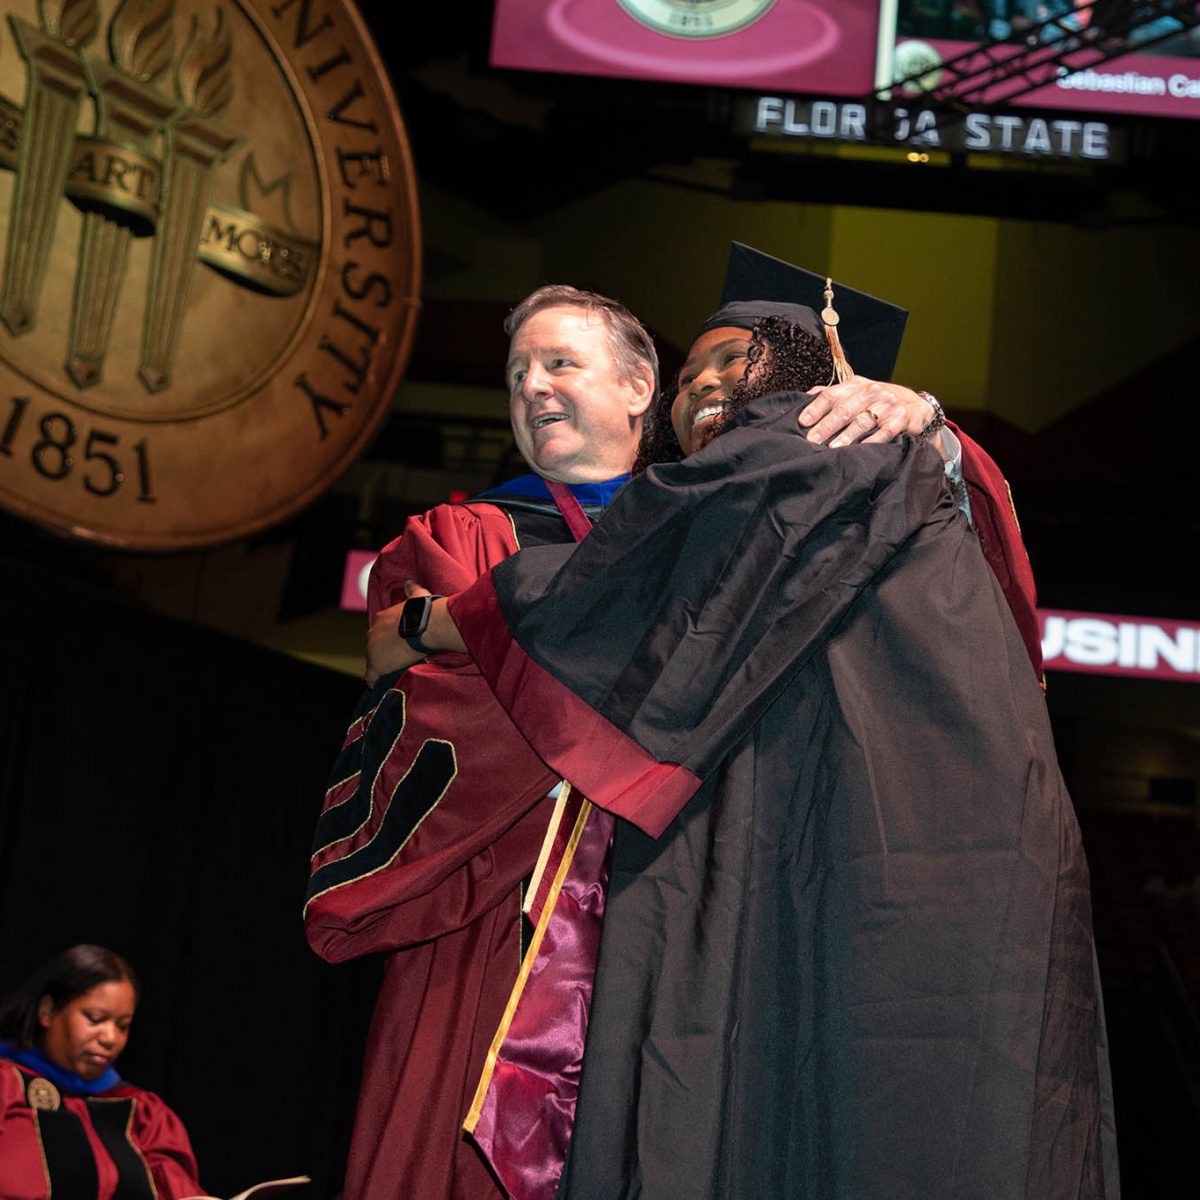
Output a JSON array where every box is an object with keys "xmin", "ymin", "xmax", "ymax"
[{"xmin": 916, "ymin": 390, "xmax": 946, "ymax": 443}]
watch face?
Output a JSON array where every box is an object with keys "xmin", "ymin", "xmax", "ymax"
[{"xmin": 398, "ymin": 595, "xmax": 431, "ymax": 638}]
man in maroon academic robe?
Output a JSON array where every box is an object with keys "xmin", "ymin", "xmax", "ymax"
[{"xmin": 303, "ymin": 285, "xmax": 1031, "ymax": 1200}]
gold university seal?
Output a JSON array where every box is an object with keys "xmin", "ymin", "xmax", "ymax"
[
  {"xmin": 27, "ymin": 1075, "xmax": 62, "ymax": 1109},
  {"xmin": 0, "ymin": 0, "xmax": 420, "ymax": 549}
]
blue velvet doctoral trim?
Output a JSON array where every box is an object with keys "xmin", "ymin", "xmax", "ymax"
[
  {"xmin": 479, "ymin": 473, "xmax": 629, "ymax": 509},
  {"xmin": 0, "ymin": 1041, "xmax": 121, "ymax": 1094}
]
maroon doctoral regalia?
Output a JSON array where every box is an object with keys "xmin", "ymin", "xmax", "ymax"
[
  {"xmin": 304, "ymin": 489, "xmax": 611, "ymax": 1200},
  {"xmin": 955, "ymin": 428, "xmax": 1044, "ymax": 681},
  {"xmin": 0, "ymin": 1058, "xmax": 202, "ymax": 1200},
  {"xmin": 448, "ymin": 393, "xmax": 1117, "ymax": 1199}
]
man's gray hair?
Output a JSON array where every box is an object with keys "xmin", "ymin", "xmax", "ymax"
[{"xmin": 505, "ymin": 285, "xmax": 660, "ymax": 397}]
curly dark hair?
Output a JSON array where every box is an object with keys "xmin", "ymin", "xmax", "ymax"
[
  {"xmin": 634, "ymin": 315, "xmax": 833, "ymax": 472},
  {"xmin": 0, "ymin": 945, "xmax": 140, "ymax": 1050}
]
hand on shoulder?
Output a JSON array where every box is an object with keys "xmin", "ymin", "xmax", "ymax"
[{"xmin": 797, "ymin": 377, "xmax": 946, "ymax": 457}]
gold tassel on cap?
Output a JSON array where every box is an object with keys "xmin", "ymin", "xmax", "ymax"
[{"xmin": 822, "ymin": 277, "xmax": 855, "ymax": 385}]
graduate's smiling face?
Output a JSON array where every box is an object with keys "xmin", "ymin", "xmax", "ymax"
[
  {"xmin": 671, "ymin": 326, "xmax": 754, "ymax": 455},
  {"xmin": 38, "ymin": 978, "xmax": 135, "ymax": 1081},
  {"xmin": 507, "ymin": 306, "xmax": 653, "ymax": 484}
]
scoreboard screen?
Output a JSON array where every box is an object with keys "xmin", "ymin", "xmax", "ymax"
[{"xmin": 491, "ymin": 1, "xmax": 1200, "ymax": 121}]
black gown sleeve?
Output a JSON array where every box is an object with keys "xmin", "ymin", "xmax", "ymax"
[{"xmin": 449, "ymin": 393, "xmax": 952, "ymax": 836}]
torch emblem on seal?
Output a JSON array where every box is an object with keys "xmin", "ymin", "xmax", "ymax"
[{"xmin": 0, "ymin": 0, "xmax": 317, "ymax": 392}]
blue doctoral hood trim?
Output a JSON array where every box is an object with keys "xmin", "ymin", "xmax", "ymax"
[
  {"xmin": 479, "ymin": 473, "xmax": 630, "ymax": 509},
  {"xmin": 0, "ymin": 1041, "xmax": 122, "ymax": 1095}
]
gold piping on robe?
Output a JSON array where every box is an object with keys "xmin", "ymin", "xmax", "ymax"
[{"xmin": 464, "ymin": 791, "xmax": 592, "ymax": 1133}]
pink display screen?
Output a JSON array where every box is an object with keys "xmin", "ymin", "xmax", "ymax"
[
  {"xmin": 491, "ymin": 1, "xmax": 1200, "ymax": 121},
  {"xmin": 489, "ymin": 0, "xmax": 879, "ymax": 97},
  {"xmin": 880, "ymin": 4, "xmax": 1200, "ymax": 121},
  {"xmin": 1040, "ymin": 609, "xmax": 1200, "ymax": 682}
]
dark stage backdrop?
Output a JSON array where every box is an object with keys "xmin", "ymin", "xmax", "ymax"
[{"xmin": 0, "ymin": 555, "xmax": 379, "ymax": 1198}]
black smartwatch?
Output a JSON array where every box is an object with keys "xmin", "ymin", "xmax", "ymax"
[{"xmin": 398, "ymin": 594, "xmax": 443, "ymax": 654}]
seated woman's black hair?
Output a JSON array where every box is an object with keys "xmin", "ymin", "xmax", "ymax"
[{"xmin": 0, "ymin": 944, "xmax": 139, "ymax": 1049}]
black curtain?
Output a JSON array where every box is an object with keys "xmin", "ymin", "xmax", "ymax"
[{"xmin": 0, "ymin": 554, "xmax": 379, "ymax": 1198}]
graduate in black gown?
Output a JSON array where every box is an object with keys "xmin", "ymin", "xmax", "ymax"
[{"xmin": 389, "ymin": 259, "xmax": 1118, "ymax": 1200}]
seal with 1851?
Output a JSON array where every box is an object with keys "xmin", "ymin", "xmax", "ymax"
[
  {"xmin": 0, "ymin": 0, "xmax": 420, "ymax": 550},
  {"xmin": 617, "ymin": 0, "xmax": 775, "ymax": 39}
]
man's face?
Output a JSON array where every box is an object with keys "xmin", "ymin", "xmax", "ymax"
[{"xmin": 507, "ymin": 306, "xmax": 652, "ymax": 483}]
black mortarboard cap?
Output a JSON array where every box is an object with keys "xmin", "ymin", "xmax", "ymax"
[{"xmin": 710, "ymin": 243, "xmax": 909, "ymax": 382}]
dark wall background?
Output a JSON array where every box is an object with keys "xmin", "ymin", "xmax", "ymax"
[{"xmin": 0, "ymin": 554, "xmax": 379, "ymax": 1197}]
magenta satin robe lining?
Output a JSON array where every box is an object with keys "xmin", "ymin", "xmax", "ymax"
[{"xmin": 467, "ymin": 481, "xmax": 614, "ymax": 1200}]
